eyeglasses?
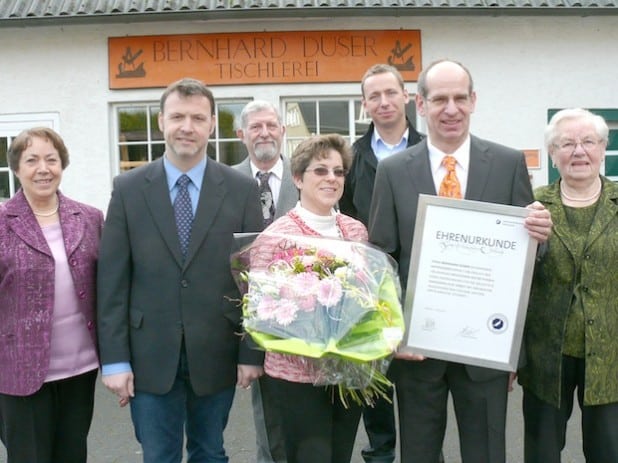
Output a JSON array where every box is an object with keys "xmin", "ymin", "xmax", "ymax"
[
  {"xmin": 425, "ymin": 94, "xmax": 472, "ymax": 108},
  {"xmin": 304, "ymin": 166, "xmax": 347, "ymax": 177},
  {"xmin": 553, "ymin": 138, "xmax": 602, "ymax": 154}
]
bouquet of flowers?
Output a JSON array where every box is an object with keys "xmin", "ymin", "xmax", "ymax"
[{"xmin": 231, "ymin": 232, "xmax": 404, "ymax": 406}]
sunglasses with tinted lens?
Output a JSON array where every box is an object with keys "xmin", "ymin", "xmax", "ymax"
[{"xmin": 305, "ymin": 167, "xmax": 347, "ymax": 177}]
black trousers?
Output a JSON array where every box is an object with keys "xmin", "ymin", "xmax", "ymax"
[
  {"xmin": 361, "ymin": 386, "xmax": 396, "ymax": 463},
  {"xmin": 252, "ymin": 375, "xmax": 287, "ymax": 462},
  {"xmin": 268, "ymin": 376, "xmax": 362, "ymax": 463},
  {"xmin": 396, "ymin": 361, "xmax": 508, "ymax": 463},
  {"xmin": 523, "ymin": 355, "xmax": 618, "ymax": 463},
  {"xmin": 0, "ymin": 369, "xmax": 97, "ymax": 463}
]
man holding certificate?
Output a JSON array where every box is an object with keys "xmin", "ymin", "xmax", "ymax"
[{"xmin": 368, "ymin": 59, "xmax": 552, "ymax": 463}]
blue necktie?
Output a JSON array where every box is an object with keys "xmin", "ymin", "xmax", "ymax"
[
  {"xmin": 257, "ymin": 171, "xmax": 276, "ymax": 227},
  {"xmin": 174, "ymin": 174, "xmax": 193, "ymax": 258}
]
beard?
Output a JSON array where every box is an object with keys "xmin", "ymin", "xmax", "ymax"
[{"xmin": 253, "ymin": 142, "xmax": 279, "ymax": 162}]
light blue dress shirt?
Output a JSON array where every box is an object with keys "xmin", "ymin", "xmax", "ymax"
[{"xmin": 371, "ymin": 128, "xmax": 409, "ymax": 162}]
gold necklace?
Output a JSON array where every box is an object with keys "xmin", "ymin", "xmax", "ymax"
[
  {"xmin": 32, "ymin": 199, "xmax": 59, "ymax": 217},
  {"xmin": 32, "ymin": 206, "xmax": 58, "ymax": 217},
  {"xmin": 560, "ymin": 181, "xmax": 602, "ymax": 202}
]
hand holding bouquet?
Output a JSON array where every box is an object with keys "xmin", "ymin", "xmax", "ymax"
[{"xmin": 231, "ymin": 232, "xmax": 404, "ymax": 406}]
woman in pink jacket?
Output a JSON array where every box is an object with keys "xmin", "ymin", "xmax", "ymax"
[{"xmin": 0, "ymin": 127, "xmax": 103, "ymax": 463}]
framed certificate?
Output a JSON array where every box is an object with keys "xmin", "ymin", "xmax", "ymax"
[{"xmin": 400, "ymin": 195, "xmax": 538, "ymax": 371}]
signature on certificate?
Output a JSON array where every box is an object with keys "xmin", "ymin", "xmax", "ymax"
[{"xmin": 457, "ymin": 326, "xmax": 479, "ymax": 339}]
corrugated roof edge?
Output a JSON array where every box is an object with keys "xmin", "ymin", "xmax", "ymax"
[{"xmin": 0, "ymin": 3, "xmax": 616, "ymax": 28}]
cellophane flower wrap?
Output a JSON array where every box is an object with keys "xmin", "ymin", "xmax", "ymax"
[{"xmin": 231, "ymin": 232, "xmax": 405, "ymax": 406}]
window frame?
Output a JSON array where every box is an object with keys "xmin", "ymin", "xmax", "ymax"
[
  {"xmin": 111, "ymin": 94, "xmax": 419, "ymax": 175},
  {"xmin": 112, "ymin": 99, "xmax": 252, "ymax": 175},
  {"xmin": 282, "ymin": 97, "xmax": 365, "ymax": 157}
]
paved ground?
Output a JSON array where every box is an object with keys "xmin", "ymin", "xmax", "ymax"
[{"xmin": 0, "ymin": 376, "xmax": 584, "ymax": 462}]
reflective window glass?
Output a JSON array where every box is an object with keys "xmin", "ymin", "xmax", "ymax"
[
  {"xmin": 0, "ymin": 137, "xmax": 12, "ymax": 202},
  {"xmin": 319, "ymin": 101, "xmax": 349, "ymax": 135},
  {"xmin": 0, "ymin": 171, "xmax": 9, "ymax": 202},
  {"xmin": 284, "ymin": 98, "xmax": 363, "ymax": 155},
  {"xmin": 115, "ymin": 99, "xmax": 250, "ymax": 173}
]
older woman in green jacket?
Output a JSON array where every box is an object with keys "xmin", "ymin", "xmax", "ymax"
[{"xmin": 518, "ymin": 108, "xmax": 618, "ymax": 463}]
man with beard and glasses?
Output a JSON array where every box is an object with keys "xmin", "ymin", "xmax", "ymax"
[{"xmin": 233, "ymin": 100, "xmax": 298, "ymax": 463}]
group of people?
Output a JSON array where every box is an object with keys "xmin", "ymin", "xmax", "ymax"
[{"xmin": 0, "ymin": 59, "xmax": 616, "ymax": 463}]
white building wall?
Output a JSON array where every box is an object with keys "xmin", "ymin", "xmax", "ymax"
[{"xmin": 1, "ymin": 15, "xmax": 616, "ymax": 212}]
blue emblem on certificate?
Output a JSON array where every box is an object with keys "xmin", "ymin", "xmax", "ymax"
[{"xmin": 487, "ymin": 314, "xmax": 508, "ymax": 334}]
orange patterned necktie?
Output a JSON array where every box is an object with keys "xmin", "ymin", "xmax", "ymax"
[{"xmin": 439, "ymin": 155, "xmax": 462, "ymax": 199}]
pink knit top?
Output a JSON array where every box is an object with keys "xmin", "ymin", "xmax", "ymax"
[{"xmin": 42, "ymin": 222, "xmax": 99, "ymax": 382}]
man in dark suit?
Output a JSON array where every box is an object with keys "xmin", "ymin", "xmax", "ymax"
[
  {"xmin": 340, "ymin": 63, "xmax": 424, "ymax": 463},
  {"xmin": 97, "ymin": 78, "xmax": 264, "ymax": 463},
  {"xmin": 233, "ymin": 100, "xmax": 297, "ymax": 463},
  {"xmin": 368, "ymin": 59, "xmax": 552, "ymax": 463}
]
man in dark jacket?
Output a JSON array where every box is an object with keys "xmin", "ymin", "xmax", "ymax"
[
  {"xmin": 339, "ymin": 64, "xmax": 423, "ymax": 463},
  {"xmin": 340, "ymin": 64, "xmax": 423, "ymax": 225}
]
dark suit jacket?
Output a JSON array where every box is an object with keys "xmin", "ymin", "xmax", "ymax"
[
  {"xmin": 340, "ymin": 119, "xmax": 423, "ymax": 226},
  {"xmin": 97, "ymin": 157, "xmax": 264, "ymax": 396},
  {"xmin": 232, "ymin": 155, "xmax": 298, "ymax": 220},
  {"xmin": 368, "ymin": 135, "xmax": 533, "ymax": 382},
  {"xmin": 0, "ymin": 190, "xmax": 103, "ymax": 395}
]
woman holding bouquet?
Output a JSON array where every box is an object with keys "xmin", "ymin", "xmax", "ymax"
[{"xmin": 251, "ymin": 133, "xmax": 367, "ymax": 463}]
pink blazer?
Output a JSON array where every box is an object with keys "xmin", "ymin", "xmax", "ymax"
[{"xmin": 0, "ymin": 190, "xmax": 103, "ymax": 395}]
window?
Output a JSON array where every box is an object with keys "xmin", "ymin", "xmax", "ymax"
[
  {"xmin": 214, "ymin": 101, "xmax": 251, "ymax": 166},
  {"xmin": 0, "ymin": 136, "xmax": 15, "ymax": 202},
  {"xmin": 117, "ymin": 105, "xmax": 164, "ymax": 172},
  {"xmin": 114, "ymin": 95, "xmax": 418, "ymax": 173},
  {"xmin": 0, "ymin": 113, "xmax": 59, "ymax": 202},
  {"xmin": 283, "ymin": 96, "xmax": 418, "ymax": 156},
  {"xmin": 284, "ymin": 98, "xmax": 363, "ymax": 155},
  {"xmin": 114, "ymin": 99, "xmax": 250, "ymax": 173}
]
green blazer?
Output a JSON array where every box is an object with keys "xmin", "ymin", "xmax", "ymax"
[{"xmin": 518, "ymin": 177, "xmax": 618, "ymax": 406}]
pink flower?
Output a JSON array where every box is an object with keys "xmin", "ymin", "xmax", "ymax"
[
  {"xmin": 293, "ymin": 272, "xmax": 320, "ymax": 294},
  {"xmin": 279, "ymin": 283, "xmax": 296, "ymax": 300},
  {"xmin": 297, "ymin": 294, "xmax": 317, "ymax": 312},
  {"xmin": 256, "ymin": 295, "xmax": 278, "ymax": 320},
  {"xmin": 317, "ymin": 277, "xmax": 343, "ymax": 307},
  {"xmin": 316, "ymin": 249, "xmax": 335, "ymax": 260},
  {"xmin": 272, "ymin": 247, "xmax": 306, "ymax": 265},
  {"xmin": 299, "ymin": 255, "xmax": 317, "ymax": 271},
  {"xmin": 275, "ymin": 299, "xmax": 300, "ymax": 326}
]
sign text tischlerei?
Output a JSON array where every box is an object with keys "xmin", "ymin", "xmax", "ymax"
[{"xmin": 109, "ymin": 30, "xmax": 422, "ymax": 89}]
